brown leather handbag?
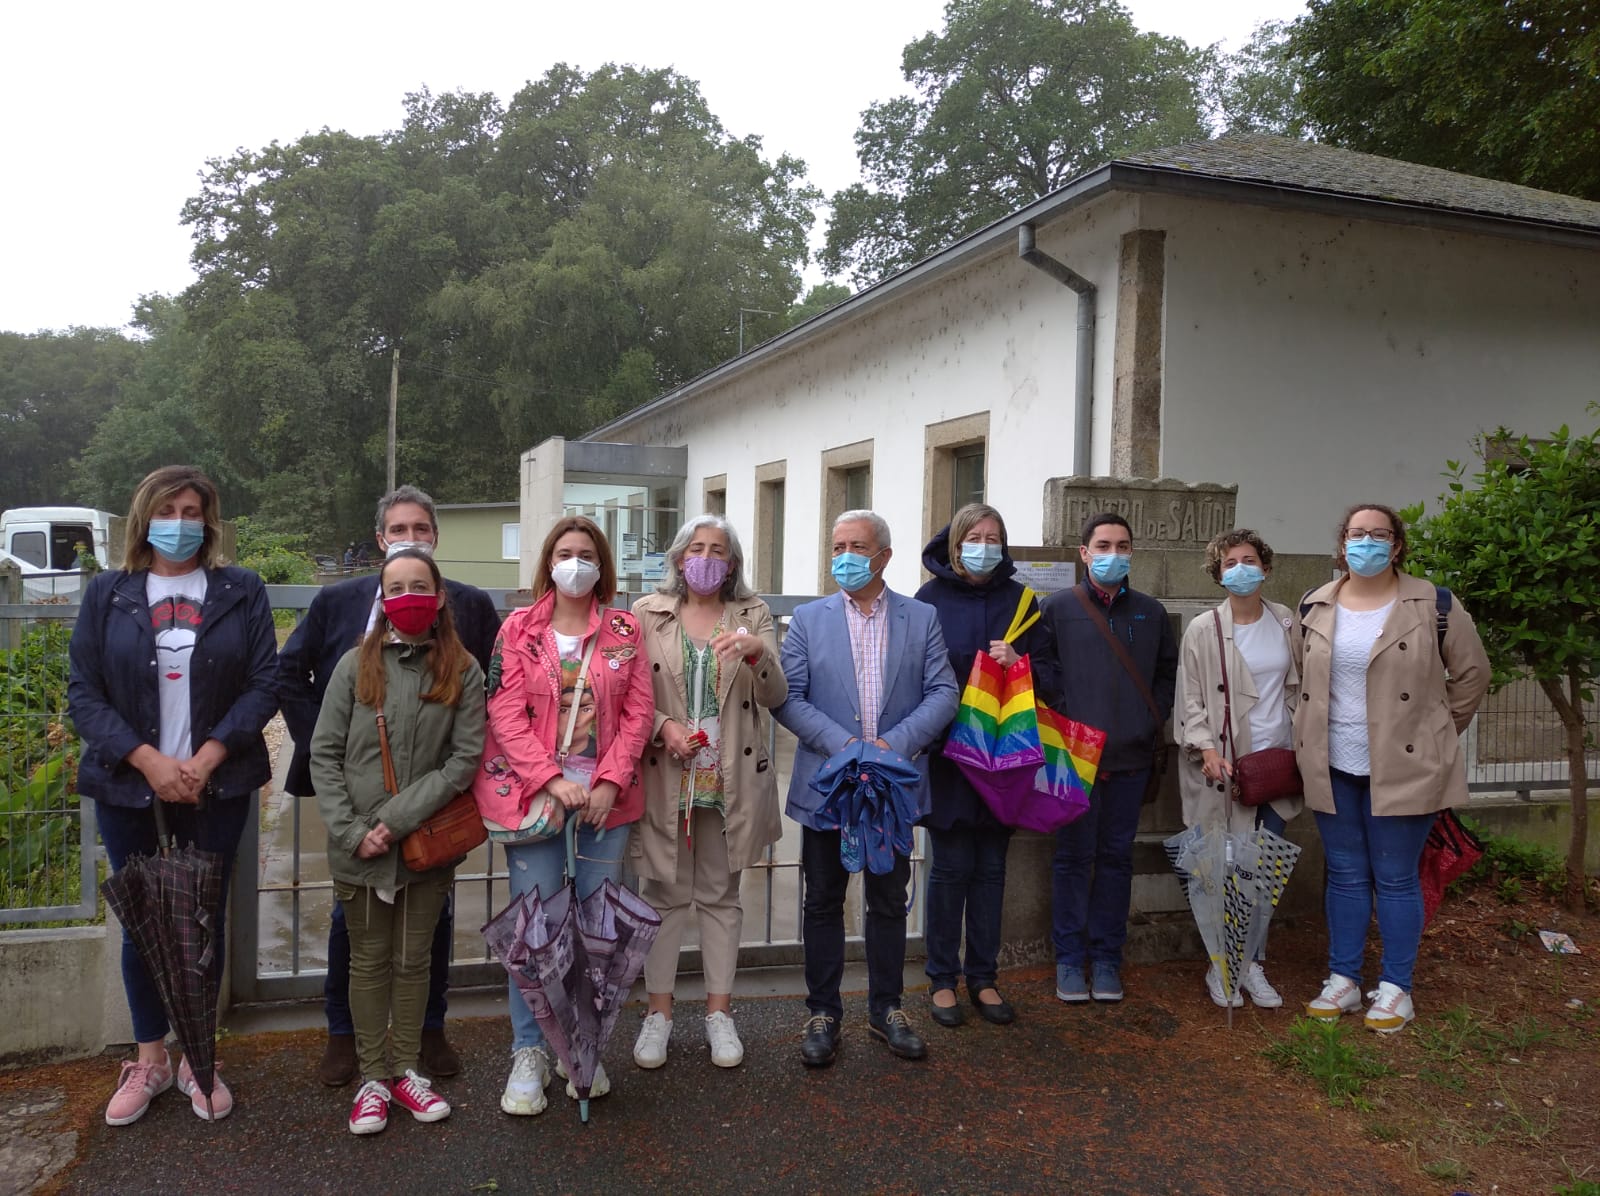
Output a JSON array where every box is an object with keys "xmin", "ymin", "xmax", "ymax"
[
  {"xmin": 1213, "ymin": 610, "xmax": 1303, "ymax": 808},
  {"xmin": 375, "ymin": 711, "xmax": 486, "ymax": 871}
]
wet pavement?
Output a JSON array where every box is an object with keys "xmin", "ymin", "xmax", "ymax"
[{"xmin": 31, "ymin": 961, "xmax": 1422, "ymax": 1196}]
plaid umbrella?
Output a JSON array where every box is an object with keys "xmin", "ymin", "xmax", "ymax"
[
  {"xmin": 483, "ymin": 823, "xmax": 661, "ymax": 1123},
  {"xmin": 100, "ymin": 801, "xmax": 225, "ymax": 1118}
]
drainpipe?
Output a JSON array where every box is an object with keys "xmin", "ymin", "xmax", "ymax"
[{"xmin": 1018, "ymin": 224, "xmax": 1095, "ymax": 476}]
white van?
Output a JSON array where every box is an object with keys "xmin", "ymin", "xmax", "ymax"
[{"xmin": 0, "ymin": 507, "xmax": 125, "ymax": 572}]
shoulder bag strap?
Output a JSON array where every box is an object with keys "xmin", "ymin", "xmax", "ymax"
[
  {"xmin": 557, "ymin": 633, "xmax": 600, "ymax": 762},
  {"xmin": 1211, "ymin": 609, "xmax": 1232, "ymax": 763},
  {"xmin": 374, "ymin": 712, "xmax": 399, "ymax": 797},
  {"xmin": 1071, "ymin": 584, "xmax": 1163, "ymax": 724}
]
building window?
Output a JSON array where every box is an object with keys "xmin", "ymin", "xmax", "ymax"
[
  {"xmin": 951, "ymin": 443, "xmax": 986, "ymax": 516},
  {"xmin": 703, "ymin": 474, "xmax": 727, "ymax": 516},
  {"xmin": 923, "ymin": 412, "xmax": 990, "ymax": 544},
  {"xmin": 501, "ymin": 522, "xmax": 520, "ymax": 561},
  {"xmin": 754, "ymin": 461, "xmax": 786, "ymax": 593},
  {"xmin": 819, "ymin": 440, "xmax": 874, "ymax": 591}
]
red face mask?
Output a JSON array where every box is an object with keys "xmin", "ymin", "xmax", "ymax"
[{"xmin": 383, "ymin": 592, "xmax": 439, "ymax": 637}]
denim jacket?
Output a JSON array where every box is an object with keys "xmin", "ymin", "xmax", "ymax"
[{"xmin": 67, "ymin": 567, "xmax": 279, "ymax": 807}]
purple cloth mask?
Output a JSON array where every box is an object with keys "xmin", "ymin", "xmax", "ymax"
[{"xmin": 682, "ymin": 555, "xmax": 730, "ymax": 596}]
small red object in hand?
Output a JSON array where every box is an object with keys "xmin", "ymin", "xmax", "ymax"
[{"xmin": 686, "ymin": 730, "xmax": 710, "ymax": 753}]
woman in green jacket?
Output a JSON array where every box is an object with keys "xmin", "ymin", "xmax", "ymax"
[{"xmin": 311, "ymin": 549, "xmax": 486, "ymax": 1136}]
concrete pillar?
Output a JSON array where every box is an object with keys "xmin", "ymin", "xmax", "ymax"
[{"xmin": 1111, "ymin": 229, "xmax": 1165, "ymax": 479}]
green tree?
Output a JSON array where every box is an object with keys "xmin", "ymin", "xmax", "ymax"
[
  {"xmin": 0, "ymin": 327, "xmax": 142, "ymax": 511},
  {"xmin": 1289, "ymin": 0, "xmax": 1600, "ymax": 200},
  {"xmin": 1403, "ymin": 419, "xmax": 1600, "ymax": 899},
  {"xmin": 1213, "ymin": 20, "xmax": 1311, "ymax": 137},
  {"xmin": 823, "ymin": 0, "xmax": 1212, "ymax": 286},
  {"xmin": 785, "ymin": 282, "xmax": 853, "ymax": 328}
]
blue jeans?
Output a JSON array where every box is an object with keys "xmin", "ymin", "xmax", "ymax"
[
  {"xmin": 1314, "ymin": 768, "xmax": 1438, "ymax": 991},
  {"xmin": 1051, "ymin": 770, "xmax": 1147, "ymax": 969},
  {"xmin": 924, "ymin": 824, "xmax": 1012, "ymax": 993},
  {"xmin": 504, "ymin": 825, "xmax": 627, "ymax": 1051},
  {"xmin": 325, "ymin": 893, "xmax": 452, "ymax": 1036},
  {"xmin": 97, "ymin": 795, "xmax": 253, "ymax": 1044}
]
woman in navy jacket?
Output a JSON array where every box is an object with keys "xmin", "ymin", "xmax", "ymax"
[
  {"xmin": 915, "ymin": 504, "xmax": 1049, "ymax": 1028},
  {"xmin": 68, "ymin": 466, "xmax": 278, "ymax": 1127}
]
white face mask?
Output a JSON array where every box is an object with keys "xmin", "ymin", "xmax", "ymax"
[
  {"xmin": 551, "ymin": 557, "xmax": 601, "ymax": 598},
  {"xmin": 384, "ymin": 540, "xmax": 434, "ymax": 558}
]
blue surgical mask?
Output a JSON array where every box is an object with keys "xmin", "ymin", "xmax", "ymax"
[
  {"xmin": 1220, "ymin": 562, "xmax": 1266, "ymax": 596},
  {"xmin": 147, "ymin": 519, "xmax": 206, "ymax": 564},
  {"xmin": 959, "ymin": 542, "xmax": 1002, "ymax": 576},
  {"xmin": 1088, "ymin": 552, "xmax": 1131, "ymax": 585},
  {"xmin": 831, "ymin": 550, "xmax": 882, "ymax": 593},
  {"xmin": 1344, "ymin": 537, "xmax": 1392, "ymax": 578}
]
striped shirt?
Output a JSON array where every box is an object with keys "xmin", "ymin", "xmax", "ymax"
[{"xmin": 844, "ymin": 590, "xmax": 889, "ymax": 741}]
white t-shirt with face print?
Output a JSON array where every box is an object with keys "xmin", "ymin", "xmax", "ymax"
[{"xmin": 146, "ymin": 569, "xmax": 209, "ymax": 760}]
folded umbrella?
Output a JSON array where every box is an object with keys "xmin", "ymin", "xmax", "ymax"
[
  {"xmin": 808, "ymin": 740, "xmax": 922, "ymax": 875},
  {"xmin": 99, "ymin": 800, "xmax": 225, "ymax": 1119},
  {"xmin": 482, "ymin": 822, "xmax": 661, "ymax": 1123}
]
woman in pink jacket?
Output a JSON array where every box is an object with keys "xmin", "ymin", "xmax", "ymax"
[{"xmin": 474, "ymin": 516, "xmax": 654, "ymax": 1117}]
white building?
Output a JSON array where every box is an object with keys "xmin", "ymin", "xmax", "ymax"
[{"xmin": 519, "ymin": 134, "xmax": 1600, "ymax": 595}]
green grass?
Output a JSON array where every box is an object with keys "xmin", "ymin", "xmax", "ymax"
[{"xmin": 1263, "ymin": 1016, "xmax": 1394, "ymax": 1109}]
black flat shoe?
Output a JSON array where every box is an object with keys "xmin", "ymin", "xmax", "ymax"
[
  {"xmin": 800, "ymin": 1014, "xmax": 840, "ymax": 1068},
  {"xmin": 929, "ymin": 993, "xmax": 964, "ymax": 1028},
  {"xmin": 971, "ymin": 989, "xmax": 1016, "ymax": 1025}
]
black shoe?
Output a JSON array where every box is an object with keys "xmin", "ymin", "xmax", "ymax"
[
  {"xmin": 929, "ymin": 991, "xmax": 964, "ymax": 1028},
  {"xmin": 800, "ymin": 1014, "xmax": 840, "ymax": 1068},
  {"xmin": 970, "ymin": 988, "xmax": 1016, "ymax": 1026},
  {"xmin": 867, "ymin": 1009, "xmax": 927, "ymax": 1060},
  {"xmin": 420, "ymin": 1027, "xmax": 462, "ymax": 1078},
  {"xmin": 317, "ymin": 1033, "xmax": 357, "ymax": 1087}
]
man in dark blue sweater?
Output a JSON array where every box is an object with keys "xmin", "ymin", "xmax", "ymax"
[
  {"xmin": 276, "ymin": 485, "xmax": 501, "ymax": 1085},
  {"xmin": 1036, "ymin": 512, "xmax": 1177, "ymax": 1005}
]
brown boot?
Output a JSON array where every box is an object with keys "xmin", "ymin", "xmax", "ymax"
[
  {"xmin": 419, "ymin": 1027, "xmax": 461, "ymax": 1079},
  {"xmin": 318, "ymin": 1033, "xmax": 357, "ymax": 1087}
]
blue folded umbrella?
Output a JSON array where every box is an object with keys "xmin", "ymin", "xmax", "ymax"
[{"xmin": 808, "ymin": 741, "xmax": 922, "ymax": 875}]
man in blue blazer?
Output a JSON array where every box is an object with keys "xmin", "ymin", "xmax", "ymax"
[
  {"xmin": 276, "ymin": 485, "xmax": 501, "ymax": 1085},
  {"xmin": 775, "ymin": 510, "xmax": 959, "ymax": 1067}
]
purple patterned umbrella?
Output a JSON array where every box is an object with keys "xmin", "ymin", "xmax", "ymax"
[
  {"xmin": 100, "ymin": 802, "xmax": 225, "ymax": 1118},
  {"xmin": 483, "ymin": 824, "xmax": 661, "ymax": 1123}
]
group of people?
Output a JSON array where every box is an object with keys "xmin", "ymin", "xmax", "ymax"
[{"xmin": 67, "ymin": 464, "xmax": 1490, "ymax": 1139}]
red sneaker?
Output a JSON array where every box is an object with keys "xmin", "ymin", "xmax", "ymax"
[
  {"xmin": 391, "ymin": 1070, "xmax": 450, "ymax": 1123},
  {"xmin": 348, "ymin": 1080, "xmax": 390, "ymax": 1136}
]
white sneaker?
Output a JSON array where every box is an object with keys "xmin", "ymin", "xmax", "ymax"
[
  {"xmin": 705, "ymin": 1011, "xmax": 744, "ymax": 1068},
  {"xmin": 633, "ymin": 1012, "xmax": 671, "ymax": 1070},
  {"xmin": 1306, "ymin": 973, "xmax": 1363, "ymax": 1020},
  {"xmin": 1205, "ymin": 965, "xmax": 1243, "ymax": 1009},
  {"xmin": 556, "ymin": 1058, "xmax": 610, "ymax": 1100},
  {"xmin": 500, "ymin": 1047, "xmax": 550, "ymax": 1116},
  {"xmin": 1363, "ymin": 982, "xmax": 1415, "ymax": 1034},
  {"xmin": 1241, "ymin": 962, "xmax": 1284, "ymax": 1009}
]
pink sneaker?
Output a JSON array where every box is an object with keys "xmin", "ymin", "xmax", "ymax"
[
  {"xmin": 105, "ymin": 1054, "xmax": 174, "ymax": 1126},
  {"xmin": 177, "ymin": 1056, "xmax": 233, "ymax": 1121},
  {"xmin": 349, "ymin": 1080, "xmax": 391, "ymax": 1136},
  {"xmin": 391, "ymin": 1070, "xmax": 450, "ymax": 1122}
]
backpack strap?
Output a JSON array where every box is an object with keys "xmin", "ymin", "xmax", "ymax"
[{"xmin": 1434, "ymin": 586, "xmax": 1452, "ymax": 661}]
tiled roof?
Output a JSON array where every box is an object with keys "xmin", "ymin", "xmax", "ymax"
[{"xmin": 1116, "ymin": 133, "xmax": 1600, "ymax": 234}]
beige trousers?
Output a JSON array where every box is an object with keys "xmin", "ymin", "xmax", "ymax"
[{"xmin": 640, "ymin": 807, "xmax": 743, "ymax": 995}]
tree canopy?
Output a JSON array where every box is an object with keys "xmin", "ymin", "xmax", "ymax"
[
  {"xmin": 1290, "ymin": 0, "xmax": 1600, "ymax": 200},
  {"xmin": 822, "ymin": 0, "xmax": 1212, "ymax": 287}
]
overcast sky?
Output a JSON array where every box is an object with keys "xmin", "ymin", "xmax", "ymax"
[{"xmin": 0, "ymin": 0, "xmax": 1305, "ymax": 335}]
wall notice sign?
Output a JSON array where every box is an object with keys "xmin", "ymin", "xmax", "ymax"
[{"xmin": 1012, "ymin": 559, "xmax": 1077, "ymax": 594}]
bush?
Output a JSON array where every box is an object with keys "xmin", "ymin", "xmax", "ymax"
[
  {"xmin": 1457, "ymin": 816, "xmax": 1568, "ymax": 900},
  {"xmin": 235, "ymin": 515, "xmax": 316, "ymax": 584}
]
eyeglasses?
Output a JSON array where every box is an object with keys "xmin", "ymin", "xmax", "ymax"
[{"xmin": 1344, "ymin": 527, "xmax": 1395, "ymax": 543}]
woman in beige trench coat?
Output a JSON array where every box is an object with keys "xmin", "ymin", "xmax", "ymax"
[
  {"xmin": 628, "ymin": 515, "xmax": 787, "ymax": 1071},
  {"xmin": 1177, "ymin": 528, "xmax": 1302, "ymax": 1011},
  {"xmin": 1294, "ymin": 502, "xmax": 1489, "ymax": 1036}
]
